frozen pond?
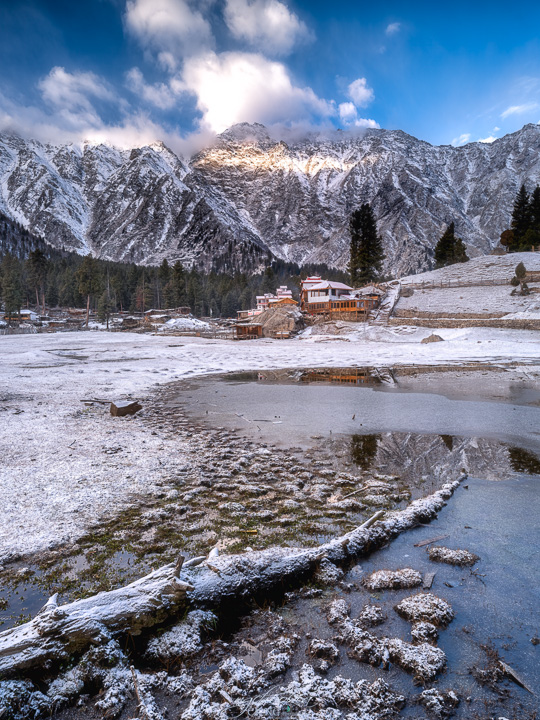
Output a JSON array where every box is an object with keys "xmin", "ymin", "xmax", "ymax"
[
  {"xmin": 174, "ymin": 366, "xmax": 540, "ymax": 715},
  {"xmin": 176, "ymin": 367, "xmax": 540, "ymax": 454}
]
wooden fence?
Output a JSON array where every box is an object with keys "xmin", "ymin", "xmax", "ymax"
[{"xmin": 403, "ymin": 278, "xmax": 510, "ymax": 290}]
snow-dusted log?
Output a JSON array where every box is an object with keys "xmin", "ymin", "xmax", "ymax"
[
  {"xmin": 184, "ymin": 478, "xmax": 465, "ymax": 605},
  {"xmin": 0, "ymin": 561, "xmax": 193, "ymax": 677},
  {"xmin": 0, "ymin": 477, "xmax": 463, "ymax": 679}
]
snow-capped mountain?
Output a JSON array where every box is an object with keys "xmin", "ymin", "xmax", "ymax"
[{"xmin": 1, "ymin": 123, "xmax": 540, "ymax": 276}]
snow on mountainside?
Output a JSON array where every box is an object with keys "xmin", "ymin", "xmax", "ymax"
[{"xmin": 1, "ymin": 123, "xmax": 540, "ymax": 275}]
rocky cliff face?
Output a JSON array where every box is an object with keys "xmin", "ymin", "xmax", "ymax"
[{"xmin": 1, "ymin": 123, "xmax": 540, "ymax": 275}]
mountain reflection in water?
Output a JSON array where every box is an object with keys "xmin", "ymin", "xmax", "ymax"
[{"xmin": 342, "ymin": 431, "xmax": 540, "ymax": 485}]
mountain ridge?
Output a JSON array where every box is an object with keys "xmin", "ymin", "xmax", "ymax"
[{"xmin": 1, "ymin": 123, "xmax": 540, "ymax": 276}]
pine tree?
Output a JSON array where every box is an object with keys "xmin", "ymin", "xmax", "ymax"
[
  {"xmin": 157, "ymin": 259, "xmax": 171, "ymax": 309},
  {"xmin": 524, "ymin": 185, "xmax": 540, "ymax": 248},
  {"xmin": 1, "ymin": 254, "xmax": 23, "ymax": 321},
  {"xmin": 511, "ymin": 185, "xmax": 531, "ymax": 249},
  {"xmin": 76, "ymin": 256, "xmax": 102, "ymax": 326},
  {"xmin": 347, "ymin": 204, "xmax": 385, "ymax": 286},
  {"xmin": 434, "ymin": 222, "xmax": 469, "ymax": 268},
  {"xmin": 26, "ymin": 249, "xmax": 49, "ymax": 314}
]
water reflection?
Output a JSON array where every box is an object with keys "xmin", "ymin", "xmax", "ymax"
[
  {"xmin": 440, "ymin": 434, "xmax": 454, "ymax": 451},
  {"xmin": 350, "ymin": 434, "xmax": 381, "ymax": 470},
  {"xmin": 508, "ymin": 446, "xmax": 540, "ymax": 474},
  {"xmin": 343, "ymin": 431, "xmax": 534, "ymax": 487},
  {"xmin": 300, "ymin": 368, "xmax": 382, "ymax": 386}
]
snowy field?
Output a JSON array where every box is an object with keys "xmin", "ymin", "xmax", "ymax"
[
  {"xmin": 1, "ymin": 326, "xmax": 540, "ymax": 562},
  {"xmin": 395, "ymin": 283, "xmax": 540, "ymax": 317},
  {"xmin": 399, "ymin": 250, "xmax": 540, "ymax": 285}
]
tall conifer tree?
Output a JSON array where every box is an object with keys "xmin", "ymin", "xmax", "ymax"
[
  {"xmin": 511, "ymin": 185, "xmax": 532, "ymax": 247},
  {"xmin": 434, "ymin": 222, "xmax": 469, "ymax": 268},
  {"xmin": 347, "ymin": 204, "xmax": 385, "ymax": 286}
]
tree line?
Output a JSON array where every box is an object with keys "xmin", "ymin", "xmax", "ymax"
[{"xmin": 0, "ymin": 247, "xmax": 349, "ymax": 322}]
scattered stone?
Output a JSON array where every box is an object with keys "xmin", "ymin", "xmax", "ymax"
[
  {"xmin": 331, "ymin": 601, "xmax": 446, "ymax": 681},
  {"xmin": 421, "ymin": 334, "xmax": 444, "ymax": 344},
  {"xmin": 411, "ymin": 621, "xmax": 439, "ymax": 645},
  {"xmin": 386, "ymin": 637, "xmax": 447, "ymax": 681},
  {"xmin": 109, "ymin": 400, "xmax": 142, "ymax": 417},
  {"xmin": 263, "ymin": 635, "xmax": 298, "ymax": 677},
  {"xmin": 313, "ymin": 558, "xmax": 345, "ymax": 585},
  {"xmin": 419, "ymin": 688, "xmax": 460, "ymax": 718},
  {"xmin": 146, "ymin": 610, "xmax": 217, "ymax": 661},
  {"xmin": 427, "ymin": 546, "xmax": 479, "ymax": 566},
  {"xmin": 395, "ymin": 593, "xmax": 455, "ymax": 627},
  {"xmin": 326, "ymin": 598, "xmax": 350, "ymax": 625},
  {"xmin": 357, "ymin": 604, "xmax": 386, "ymax": 627},
  {"xmin": 307, "ymin": 639, "xmax": 340, "ymax": 663},
  {"xmin": 363, "ymin": 568, "xmax": 422, "ymax": 591},
  {"xmin": 423, "ymin": 571, "xmax": 437, "ymax": 589}
]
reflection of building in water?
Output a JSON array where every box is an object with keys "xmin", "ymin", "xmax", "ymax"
[{"xmin": 300, "ymin": 368, "xmax": 381, "ymax": 386}]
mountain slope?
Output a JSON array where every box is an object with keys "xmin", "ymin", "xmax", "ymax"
[{"xmin": 1, "ymin": 123, "xmax": 540, "ymax": 275}]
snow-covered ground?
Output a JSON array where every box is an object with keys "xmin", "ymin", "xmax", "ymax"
[
  {"xmin": 158, "ymin": 317, "xmax": 212, "ymax": 332},
  {"xmin": 399, "ymin": 251, "xmax": 540, "ymax": 286},
  {"xmin": 1, "ymin": 326, "xmax": 539, "ymax": 562},
  {"xmin": 396, "ymin": 283, "xmax": 540, "ymax": 317}
]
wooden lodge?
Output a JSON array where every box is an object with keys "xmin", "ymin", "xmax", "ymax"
[
  {"xmin": 2, "ymin": 309, "xmax": 39, "ymax": 324},
  {"xmin": 300, "ymin": 277, "xmax": 384, "ymax": 320},
  {"xmin": 234, "ymin": 323, "xmax": 263, "ymax": 340}
]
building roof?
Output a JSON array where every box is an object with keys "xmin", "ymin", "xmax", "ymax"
[
  {"xmin": 307, "ymin": 281, "xmax": 353, "ymax": 291},
  {"xmin": 354, "ymin": 285, "xmax": 385, "ymax": 296}
]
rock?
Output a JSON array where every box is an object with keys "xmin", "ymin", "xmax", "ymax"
[
  {"xmin": 419, "ymin": 688, "xmax": 460, "ymax": 718},
  {"xmin": 411, "ymin": 621, "xmax": 439, "ymax": 645},
  {"xmin": 427, "ymin": 546, "xmax": 479, "ymax": 566},
  {"xmin": 363, "ymin": 568, "xmax": 422, "ymax": 591},
  {"xmin": 146, "ymin": 610, "xmax": 217, "ymax": 662},
  {"xmin": 357, "ymin": 604, "xmax": 386, "ymax": 627},
  {"xmin": 421, "ymin": 334, "xmax": 444, "ymax": 344},
  {"xmin": 307, "ymin": 640, "xmax": 339, "ymax": 663},
  {"xmin": 313, "ymin": 559, "xmax": 345, "ymax": 586},
  {"xmin": 326, "ymin": 599, "xmax": 350, "ymax": 625},
  {"xmin": 110, "ymin": 400, "xmax": 142, "ymax": 417},
  {"xmin": 395, "ymin": 593, "xmax": 455, "ymax": 627}
]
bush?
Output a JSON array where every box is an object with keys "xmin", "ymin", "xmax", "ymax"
[{"xmin": 510, "ymin": 276, "xmax": 519, "ymax": 286}]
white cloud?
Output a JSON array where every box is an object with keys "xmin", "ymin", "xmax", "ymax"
[
  {"xmin": 223, "ymin": 0, "xmax": 311, "ymax": 55},
  {"xmin": 37, "ymin": 67, "xmax": 116, "ymax": 129},
  {"xmin": 124, "ymin": 0, "xmax": 213, "ymax": 66},
  {"xmin": 338, "ymin": 101, "xmax": 379, "ymax": 129},
  {"xmin": 338, "ymin": 102, "xmax": 357, "ymax": 123},
  {"xmin": 385, "ymin": 22, "xmax": 401, "ymax": 36},
  {"xmin": 451, "ymin": 133, "xmax": 471, "ymax": 147},
  {"xmin": 500, "ymin": 102, "xmax": 539, "ymax": 119},
  {"xmin": 347, "ymin": 78, "xmax": 374, "ymax": 108},
  {"xmin": 354, "ymin": 117, "xmax": 379, "ymax": 129},
  {"xmin": 180, "ymin": 51, "xmax": 334, "ymax": 133},
  {"xmin": 125, "ymin": 68, "xmax": 176, "ymax": 109},
  {"xmin": 478, "ymin": 135, "xmax": 497, "ymax": 143}
]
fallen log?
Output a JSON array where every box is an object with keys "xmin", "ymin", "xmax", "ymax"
[
  {"xmin": 0, "ymin": 477, "xmax": 465, "ymax": 678},
  {"xmin": 0, "ymin": 560, "xmax": 193, "ymax": 677},
  {"xmin": 183, "ymin": 478, "xmax": 465, "ymax": 606}
]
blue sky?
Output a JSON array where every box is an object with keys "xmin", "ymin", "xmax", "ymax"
[{"xmin": 1, "ymin": 0, "xmax": 540, "ymax": 155}]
